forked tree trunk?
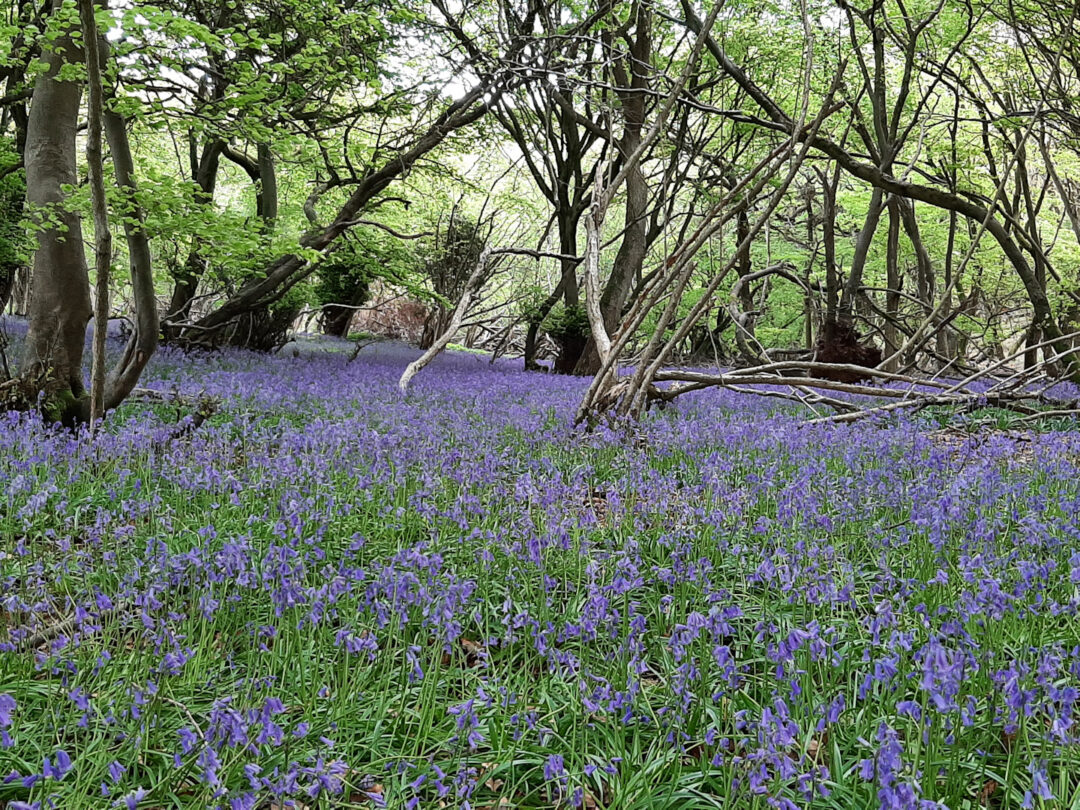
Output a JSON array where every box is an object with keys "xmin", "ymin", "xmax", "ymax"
[{"xmin": 13, "ymin": 0, "xmax": 157, "ymax": 423}]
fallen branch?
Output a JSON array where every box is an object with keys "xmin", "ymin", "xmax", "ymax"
[
  {"xmin": 128, "ymin": 387, "xmax": 220, "ymax": 444},
  {"xmin": 11, "ymin": 601, "xmax": 124, "ymax": 654},
  {"xmin": 399, "ymin": 247, "xmax": 494, "ymax": 393},
  {"xmin": 347, "ymin": 334, "xmax": 385, "ymax": 364}
]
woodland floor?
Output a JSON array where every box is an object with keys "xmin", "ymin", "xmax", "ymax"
[{"xmin": 2, "ymin": 331, "xmax": 1080, "ymax": 809}]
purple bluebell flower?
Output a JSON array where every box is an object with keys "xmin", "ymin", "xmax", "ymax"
[{"xmin": 42, "ymin": 749, "xmax": 72, "ymax": 780}]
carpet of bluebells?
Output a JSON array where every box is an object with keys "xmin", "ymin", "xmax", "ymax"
[{"xmin": 3, "ymin": 326, "xmax": 1080, "ymax": 810}]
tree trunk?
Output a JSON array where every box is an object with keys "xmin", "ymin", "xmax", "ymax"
[
  {"xmin": 11, "ymin": 0, "xmax": 156, "ymax": 422},
  {"xmin": 540, "ymin": 221, "xmax": 586, "ymax": 372},
  {"xmin": 20, "ymin": 0, "xmax": 92, "ymax": 421},
  {"xmin": 82, "ymin": 0, "xmax": 110, "ymax": 429},
  {"xmin": 323, "ymin": 304, "xmax": 357, "ymax": 338},
  {"xmin": 882, "ymin": 196, "xmax": 901, "ymax": 370},
  {"xmin": 803, "ymin": 184, "xmax": 815, "ymax": 348},
  {"xmin": 819, "ymin": 167, "xmax": 840, "ymax": 323},
  {"xmin": 573, "ymin": 140, "xmax": 647, "ymax": 375},
  {"xmin": 0, "ymin": 261, "xmax": 20, "ymax": 313},
  {"xmin": 99, "ymin": 38, "xmax": 158, "ymax": 408},
  {"xmin": 553, "ymin": 333, "xmax": 588, "ymax": 374},
  {"xmin": 163, "ymin": 138, "xmax": 223, "ymax": 341},
  {"xmin": 223, "ymin": 142, "xmax": 286, "ymax": 348},
  {"xmin": 522, "ymin": 275, "xmax": 566, "ymax": 371},
  {"xmin": 575, "ymin": 5, "xmax": 652, "ymax": 375},
  {"xmin": 418, "ymin": 306, "xmax": 451, "ymax": 349},
  {"xmin": 258, "ymin": 143, "xmax": 278, "ymax": 228},
  {"xmin": 939, "ymin": 209, "xmax": 958, "ymax": 362},
  {"xmin": 839, "ymin": 187, "xmax": 885, "ymax": 318},
  {"xmin": 736, "ymin": 207, "xmax": 755, "ymax": 324},
  {"xmin": 558, "ymin": 215, "xmax": 580, "ymax": 308}
]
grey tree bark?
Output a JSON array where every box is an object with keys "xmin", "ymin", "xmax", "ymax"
[
  {"xmin": 11, "ymin": 0, "xmax": 157, "ymax": 422},
  {"xmin": 81, "ymin": 0, "xmax": 110, "ymax": 429},
  {"xmin": 20, "ymin": 0, "xmax": 93, "ymax": 420}
]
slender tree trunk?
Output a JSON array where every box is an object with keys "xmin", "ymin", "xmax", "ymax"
[
  {"xmin": 82, "ymin": 0, "xmax": 110, "ymax": 430},
  {"xmin": 736, "ymin": 206, "xmax": 755, "ymax": 324},
  {"xmin": 940, "ymin": 209, "xmax": 958, "ymax": 361},
  {"xmin": 804, "ymin": 184, "xmax": 815, "ymax": 348},
  {"xmin": 0, "ymin": 259, "xmax": 21, "ymax": 313},
  {"xmin": 893, "ymin": 200, "xmax": 932, "ymax": 310},
  {"xmin": 939, "ymin": 90, "xmax": 961, "ymax": 363},
  {"xmin": 839, "ymin": 187, "xmax": 885, "ymax": 318},
  {"xmin": 558, "ymin": 216, "xmax": 580, "ymax": 308},
  {"xmin": 100, "ymin": 71, "xmax": 158, "ymax": 408},
  {"xmin": 1, "ymin": 29, "xmax": 31, "ymax": 318},
  {"xmin": 227, "ymin": 142, "xmax": 287, "ymax": 349},
  {"xmin": 819, "ymin": 168, "xmax": 840, "ymax": 323},
  {"xmin": 882, "ymin": 196, "xmax": 901, "ymax": 370},
  {"xmin": 258, "ymin": 143, "xmax": 278, "ymax": 228},
  {"xmin": 1015, "ymin": 133, "xmax": 1050, "ymax": 369}
]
